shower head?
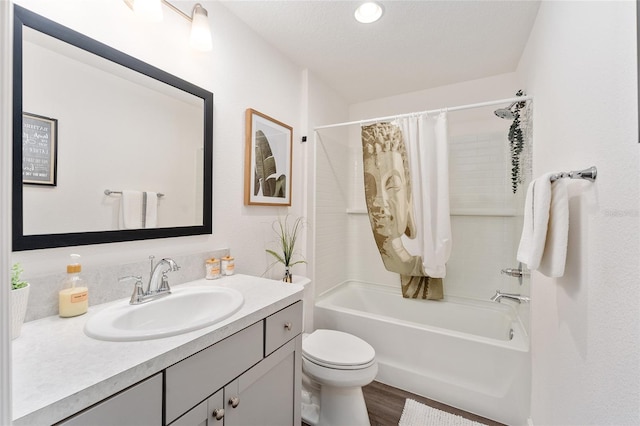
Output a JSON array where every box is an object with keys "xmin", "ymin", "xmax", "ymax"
[{"xmin": 494, "ymin": 102, "xmax": 517, "ymax": 120}]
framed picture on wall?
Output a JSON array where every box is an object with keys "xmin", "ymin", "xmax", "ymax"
[
  {"xmin": 22, "ymin": 112, "xmax": 58, "ymax": 186},
  {"xmin": 244, "ymin": 108, "xmax": 293, "ymax": 206}
]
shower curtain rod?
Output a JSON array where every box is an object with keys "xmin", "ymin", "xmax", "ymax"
[{"xmin": 313, "ymin": 95, "xmax": 533, "ymax": 131}]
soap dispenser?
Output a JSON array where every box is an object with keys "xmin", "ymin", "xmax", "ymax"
[{"xmin": 59, "ymin": 254, "xmax": 89, "ymax": 317}]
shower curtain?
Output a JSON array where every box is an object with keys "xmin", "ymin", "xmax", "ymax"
[{"xmin": 361, "ymin": 113, "xmax": 451, "ymax": 299}]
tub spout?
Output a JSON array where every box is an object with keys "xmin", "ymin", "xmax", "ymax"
[{"xmin": 491, "ymin": 290, "xmax": 530, "ymax": 304}]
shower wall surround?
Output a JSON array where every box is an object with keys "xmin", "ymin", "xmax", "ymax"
[
  {"xmin": 314, "ymin": 72, "xmax": 530, "ymax": 303},
  {"xmin": 313, "ymin": 128, "xmax": 352, "ymax": 296},
  {"xmin": 22, "ymin": 250, "xmax": 229, "ymax": 322}
]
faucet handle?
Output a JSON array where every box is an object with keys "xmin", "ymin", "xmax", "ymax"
[
  {"xmin": 119, "ymin": 275, "xmax": 144, "ymax": 304},
  {"xmin": 157, "ymin": 272, "xmax": 172, "ymax": 294}
]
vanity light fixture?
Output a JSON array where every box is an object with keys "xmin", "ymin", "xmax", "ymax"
[
  {"xmin": 189, "ymin": 4, "xmax": 213, "ymax": 52},
  {"xmin": 354, "ymin": 1, "xmax": 384, "ymax": 24},
  {"xmin": 125, "ymin": 0, "xmax": 213, "ymax": 52}
]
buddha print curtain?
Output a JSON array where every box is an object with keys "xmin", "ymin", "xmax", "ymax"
[{"xmin": 361, "ymin": 113, "xmax": 451, "ymax": 299}]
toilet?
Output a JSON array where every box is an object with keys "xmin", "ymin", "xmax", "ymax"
[{"xmin": 295, "ymin": 276, "xmax": 378, "ymax": 426}]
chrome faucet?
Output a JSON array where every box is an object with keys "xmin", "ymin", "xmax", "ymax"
[
  {"xmin": 120, "ymin": 256, "xmax": 180, "ymax": 305},
  {"xmin": 147, "ymin": 256, "xmax": 180, "ymax": 295},
  {"xmin": 490, "ymin": 290, "xmax": 530, "ymax": 304}
]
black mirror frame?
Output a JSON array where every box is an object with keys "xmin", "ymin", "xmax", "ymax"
[{"xmin": 12, "ymin": 5, "xmax": 213, "ymax": 251}]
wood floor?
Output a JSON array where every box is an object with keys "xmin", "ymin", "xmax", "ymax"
[{"xmin": 303, "ymin": 380, "xmax": 504, "ymax": 426}]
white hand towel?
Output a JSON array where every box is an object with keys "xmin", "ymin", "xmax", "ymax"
[
  {"xmin": 120, "ymin": 190, "xmax": 143, "ymax": 229},
  {"xmin": 538, "ymin": 179, "xmax": 569, "ymax": 277},
  {"xmin": 144, "ymin": 191, "xmax": 158, "ymax": 228},
  {"xmin": 516, "ymin": 173, "xmax": 554, "ymax": 270}
]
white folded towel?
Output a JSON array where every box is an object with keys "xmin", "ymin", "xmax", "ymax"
[
  {"xmin": 120, "ymin": 190, "xmax": 159, "ymax": 229},
  {"xmin": 517, "ymin": 173, "xmax": 553, "ymax": 270},
  {"xmin": 516, "ymin": 173, "xmax": 570, "ymax": 277},
  {"xmin": 120, "ymin": 190, "xmax": 144, "ymax": 229},
  {"xmin": 143, "ymin": 191, "xmax": 158, "ymax": 229},
  {"xmin": 538, "ymin": 179, "xmax": 569, "ymax": 277}
]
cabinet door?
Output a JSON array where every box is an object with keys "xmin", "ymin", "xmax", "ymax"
[
  {"xmin": 165, "ymin": 322, "xmax": 263, "ymax": 424},
  {"xmin": 224, "ymin": 336, "xmax": 301, "ymax": 426},
  {"xmin": 169, "ymin": 390, "xmax": 224, "ymax": 426},
  {"xmin": 58, "ymin": 373, "xmax": 162, "ymax": 426}
]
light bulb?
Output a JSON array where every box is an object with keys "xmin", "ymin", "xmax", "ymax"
[{"xmin": 190, "ymin": 4, "xmax": 213, "ymax": 52}]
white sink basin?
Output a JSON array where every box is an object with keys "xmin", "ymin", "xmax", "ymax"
[{"xmin": 84, "ymin": 286, "xmax": 244, "ymax": 341}]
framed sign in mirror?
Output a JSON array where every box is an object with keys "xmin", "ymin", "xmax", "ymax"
[
  {"xmin": 22, "ymin": 112, "xmax": 57, "ymax": 186},
  {"xmin": 13, "ymin": 6, "xmax": 213, "ymax": 250}
]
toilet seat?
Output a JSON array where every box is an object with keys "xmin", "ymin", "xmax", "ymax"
[{"xmin": 303, "ymin": 329, "xmax": 376, "ymax": 370}]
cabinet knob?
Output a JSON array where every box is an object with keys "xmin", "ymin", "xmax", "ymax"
[
  {"xmin": 228, "ymin": 396, "xmax": 240, "ymax": 408},
  {"xmin": 284, "ymin": 322, "xmax": 292, "ymax": 331},
  {"xmin": 212, "ymin": 408, "xmax": 225, "ymax": 421}
]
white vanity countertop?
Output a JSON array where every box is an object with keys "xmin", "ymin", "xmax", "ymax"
[{"xmin": 11, "ymin": 274, "xmax": 303, "ymax": 425}]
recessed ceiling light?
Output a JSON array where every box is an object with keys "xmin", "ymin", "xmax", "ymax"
[{"xmin": 354, "ymin": 2, "xmax": 384, "ymax": 24}]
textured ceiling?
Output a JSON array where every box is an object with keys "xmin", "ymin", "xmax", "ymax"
[{"xmin": 220, "ymin": 0, "xmax": 541, "ymax": 103}]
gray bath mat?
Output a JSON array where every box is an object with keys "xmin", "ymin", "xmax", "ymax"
[{"xmin": 398, "ymin": 399, "xmax": 486, "ymax": 426}]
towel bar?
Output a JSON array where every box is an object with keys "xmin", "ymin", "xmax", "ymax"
[
  {"xmin": 549, "ymin": 166, "xmax": 597, "ymax": 183},
  {"xmin": 104, "ymin": 189, "xmax": 165, "ymax": 197}
]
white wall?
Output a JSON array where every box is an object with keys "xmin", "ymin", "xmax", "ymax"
[
  {"xmin": 517, "ymin": 1, "xmax": 640, "ymax": 424},
  {"xmin": 10, "ymin": 0, "xmax": 308, "ymax": 282}
]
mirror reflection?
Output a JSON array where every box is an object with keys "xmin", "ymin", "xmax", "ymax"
[{"xmin": 13, "ymin": 6, "xmax": 213, "ymax": 250}]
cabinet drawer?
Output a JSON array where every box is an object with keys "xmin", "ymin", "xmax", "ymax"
[
  {"xmin": 165, "ymin": 321, "xmax": 263, "ymax": 424},
  {"xmin": 58, "ymin": 373, "xmax": 162, "ymax": 426},
  {"xmin": 265, "ymin": 301, "xmax": 302, "ymax": 356}
]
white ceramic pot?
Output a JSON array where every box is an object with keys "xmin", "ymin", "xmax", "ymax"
[{"xmin": 11, "ymin": 282, "xmax": 30, "ymax": 340}]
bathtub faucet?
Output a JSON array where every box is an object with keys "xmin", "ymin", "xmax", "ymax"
[
  {"xmin": 500, "ymin": 262, "xmax": 529, "ymax": 286},
  {"xmin": 490, "ymin": 290, "xmax": 530, "ymax": 304}
]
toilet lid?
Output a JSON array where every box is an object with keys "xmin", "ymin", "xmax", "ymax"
[{"xmin": 302, "ymin": 329, "xmax": 375, "ymax": 368}]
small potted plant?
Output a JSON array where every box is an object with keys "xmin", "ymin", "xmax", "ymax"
[
  {"xmin": 265, "ymin": 215, "xmax": 306, "ymax": 282},
  {"xmin": 11, "ymin": 263, "xmax": 30, "ymax": 339}
]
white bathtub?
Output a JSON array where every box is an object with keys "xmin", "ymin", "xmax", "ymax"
[{"xmin": 314, "ymin": 280, "xmax": 530, "ymax": 425}]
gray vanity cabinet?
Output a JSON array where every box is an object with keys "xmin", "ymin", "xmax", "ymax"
[
  {"xmin": 167, "ymin": 301, "xmax": 302, "ymax": 426},
  {"xmin": 57, "ymin": 301, "xmax": 302, "ymax": 426}
]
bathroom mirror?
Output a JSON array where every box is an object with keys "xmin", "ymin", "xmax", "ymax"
[{"xmin": 13, "ymin": 6, "xmax": 213, "ymax": 251}]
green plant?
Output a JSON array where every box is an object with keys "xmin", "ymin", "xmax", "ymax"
[
  {"xmin": 11, "ymin": 263, "xmax": 28, "ymax": 290},
  {"xmin": 508, "ymin": 90, "xmax": 527, "ymax": 194},
  {"xmin": 265, "ymin": 215, "xmax": 306, "ymax": 274}
]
